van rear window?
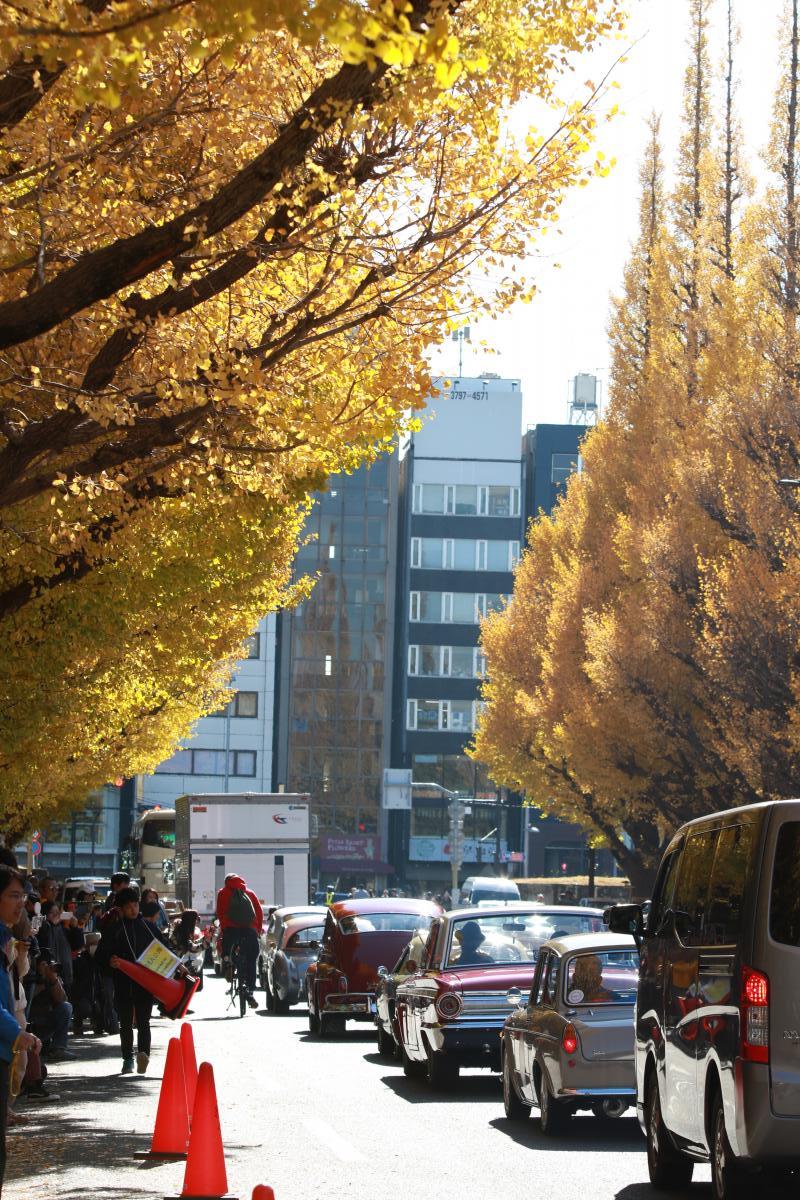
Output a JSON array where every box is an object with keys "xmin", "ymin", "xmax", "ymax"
[{"xmin": 770, "ymin": 822, "xmax": 800, "ymax": 946}]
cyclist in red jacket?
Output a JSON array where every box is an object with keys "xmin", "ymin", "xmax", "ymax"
[{"xmin": 215, "ymin": 874, "xmax": 262, "ymax": 1009}]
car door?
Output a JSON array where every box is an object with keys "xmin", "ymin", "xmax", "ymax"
[
  {"xmin": 397, "ymin": 919, "xmax": 440, "ymax": 1054},
  {"xmin": 514, "ymin": 952, "xmax": 548, "ymax": 1102},
  {"xmin": 663, "ymin": 828, "xmax": 718, "ymax": 1147}
]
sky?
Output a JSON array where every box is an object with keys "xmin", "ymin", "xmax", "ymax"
[{"xmin": 428, "ymin": 0, "xmax": 785, "ymax": 427}]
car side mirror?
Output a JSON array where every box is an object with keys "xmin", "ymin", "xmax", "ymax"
[
  {"xmin": 377, "ymin": 965, "xmax": 389, "ymax": 978},
  {"xmin": 604, "ymin": 903, "xmax": 644, "ymax": 949}
]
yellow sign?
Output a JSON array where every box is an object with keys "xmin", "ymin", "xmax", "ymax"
[{"xmin": 137, "ymin": 938, "xmax": 180, "ymax": 979}]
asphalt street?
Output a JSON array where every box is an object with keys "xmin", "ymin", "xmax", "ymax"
[{"xmin": 5, "ymin": 970, "xmax": 717, "ymax": 1200}]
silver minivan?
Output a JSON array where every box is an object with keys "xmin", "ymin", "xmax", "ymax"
[{"xmin": 607, "ymin": 799, "xmax": 800, "ymax": 1199}]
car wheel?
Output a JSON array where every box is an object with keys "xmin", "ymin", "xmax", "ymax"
[
  {"xmin": 377, "ymin": 1023, "xmax": 395, "ymax": 1059},
  {"xmin": 502, "ymin": 1050, "xmax": 530, "ymax": 1121},
  {"xmin": 427, "ymin": 1051, "xmax": 459, "ymax": 1090},
  {"xmin": 308, "ymin": 994, "xmax": 320, "ymax": 1034},
  {"xmin": 645, "ymin": 1074, "xmax": 694, "ymax": 1191},
  {"xmin": 265, "ymin": 979, "xmax": 276, "ymax": 1012},
  {"xmin": 258, "ymin": 959, "xmax": 268, "ymax": 992},
  {"xmin": 320, "ymin": 1014, "xmax": 346, "ymax": 1038},
  {"xmin": 538, "ymin": 1070, "xmax": 570, "ymax": 1136},
  {"xmin": 273, "ymin": 993, "xmax": 290, "ymax": 1015},
  {"xmin": 401, "ymin": 1046, "xmax": 426, "ymax": 1080},
  {"xmin": 711, "ymin": 1091, "xmax": 747, "ymax": 1200},
  {"xmin": 213, "ymin": 961, "xmax": 221, "ymax": 977}
]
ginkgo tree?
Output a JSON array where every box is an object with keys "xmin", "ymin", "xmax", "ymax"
[
  {"xmin": 475, "ymin": 0, "xmax": 800, "ymax": 894},
  {"xmin": 0, "ymin": 0, "xmax": 625, "ymax": 836}
]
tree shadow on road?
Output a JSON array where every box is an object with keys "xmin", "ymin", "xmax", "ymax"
[{"xmin": 489, "ymin": 1114, "xmax": 644, "ymax": 1154}]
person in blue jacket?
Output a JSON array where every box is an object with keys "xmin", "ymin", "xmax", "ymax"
[{"xmin": 0, "ymin": 865, "xmax": 42, "ymax": 1195}]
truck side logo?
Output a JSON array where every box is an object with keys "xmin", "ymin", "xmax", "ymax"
[
  {"xmin": 272, "ymin": 814, "xmax": 288, "ymax": 824},
  {"xmin": 784, "ymin": 1030, "xmax": 800, "ymax": 1045}
]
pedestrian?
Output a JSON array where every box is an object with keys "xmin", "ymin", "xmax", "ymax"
[
  {"xmin": 103, "ymin": 872, "xmax": 131, "ymax": 912},
  {"xmin": 0, "ymin": 866, "xmax": 42, "ymax": 1194},
  {"xmin": 38, "ymin": 878, "xmax": 58, "ymax": 906},
  {"xmin": 95, "ymin": 886, "xmax": 168, "ymax": 1074},
  {"xmin": 140, "ymin": 888, "xmax": 169, "ymax": 933},
  {"xmin": 27, "ymin": 950, "xmax": 74, "ymax": 1062},
  {"xmin": 37, "ymin": 902, "xmax": 74, "ymax": 995}
]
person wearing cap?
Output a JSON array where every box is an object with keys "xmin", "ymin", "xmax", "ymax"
[{"xmin": 456, "ymin": 920, "xmax": 495, "ymax": 966}]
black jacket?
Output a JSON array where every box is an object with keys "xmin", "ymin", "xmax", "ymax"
[{"xmin": 95, "ymin": 915, "xmax": 167, "ymax": 974}]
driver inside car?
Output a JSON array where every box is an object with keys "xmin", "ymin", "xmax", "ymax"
[{"xmin": 454, "ymin": 920, "xmax": 495, "ymax": 966}]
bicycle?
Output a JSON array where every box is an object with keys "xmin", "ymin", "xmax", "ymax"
[{"xmin": 227, "ymin": 941, "xmax": 247, "ymax": 1018}]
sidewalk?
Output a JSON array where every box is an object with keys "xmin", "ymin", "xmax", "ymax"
[{"xmin": 6, "ymin": 988, "xmax": 212, "ymax": 1200}]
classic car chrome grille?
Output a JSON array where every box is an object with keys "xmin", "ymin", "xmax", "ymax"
[{"xmin": 457, "ymin": 991, "xmax": 518, "ymax": 1019}]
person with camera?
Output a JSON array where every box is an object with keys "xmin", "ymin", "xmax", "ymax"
[
  {"xmin": 0, "ymin": 866, "xmax": 42, "ymax": 1194},
  {"xmin": 36, "ymin": 901, "xmax": 74, "ymax": 996},
  {"xmin": 27, "ymin": 949, "xmax": 74, "ymax": 1062}
]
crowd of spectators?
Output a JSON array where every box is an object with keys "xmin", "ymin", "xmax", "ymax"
[{"xmin": 0, "ymin": 852, "xmax": 203, "ymax": 1196}]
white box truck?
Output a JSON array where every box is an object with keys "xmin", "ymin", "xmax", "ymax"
[{"xmin": 174, "ymin": 793, "xmax": 310, "ymax": 918}]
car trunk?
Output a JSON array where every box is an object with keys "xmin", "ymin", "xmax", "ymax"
[
  {"xmin": 570, "ymin": 1007, "xmax": 636, "ymax": 1065},
  {"xmin": 339, "ymin": 931, "xmax": 414, "ymax": 992}
]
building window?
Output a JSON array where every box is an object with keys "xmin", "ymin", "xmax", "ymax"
[
  {"xmin": 328, "ymin": 545, "xmax": 336, "ymax": 560},
  {"xmin": 155, "ymin": 749, "xmax": 192, "ymax": 774},
  {"xmin": 551, "ymin": 452, "xmax": 579, "ymax": 486},
  {"xmin": 245, "ymin": 632, "xmax": 260, "ymax": 659},
  {"xmin": 232, "ymin": 750, "xmax": 257, "ymax": 777},
  {"xmin": 406, "ymin": 699, "xmax": 479, "ymax": 732},
  {"xmin": 155, "ymin": 749, "xmax": 258, "ymax": 777},
  {"xmin": 408, "ymin": 591, "xmax": 505, "ymax": 624},
  {"xmin": 324, "ymin": 654, "xmax": 332, "ymax": 677},
  {"xmin": 412, "ymin": 539, "xmax": 516, "ymax": 572},
  {"xmin": 412, "ymin": 483, "xmax": 445, "ymax": 514},
  {"xmin": 231, "ymin": 691, "xmax": 258, "ymax": 717},
  {"xmin": 408, "ymin": 645, "xmax": 419, "ymax": 674}
]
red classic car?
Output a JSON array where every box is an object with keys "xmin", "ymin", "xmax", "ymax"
[
  {"xmin": 395, "ymin": 905, "xmax": 606, "ymax": 1088},
  {"xmin": 306, "ymin": 898, "xmax": 441, "ymax": 1037}
]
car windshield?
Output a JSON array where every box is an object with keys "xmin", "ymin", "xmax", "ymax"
[
  {"xmin": 445, "ymin": 911, "xmax": 605, "ymax": 968},
  {"xmin": 564, "ymin": 951, "xmax": 639, "ymax": 1005},
  {"xmin": 339, "ymin": 913, "xmax": 432, "ymax": 935}
]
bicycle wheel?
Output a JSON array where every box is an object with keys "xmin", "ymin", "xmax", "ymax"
[{"xmin": 238, "ymin": 962, "xmax": 247, "ymax": 1017}]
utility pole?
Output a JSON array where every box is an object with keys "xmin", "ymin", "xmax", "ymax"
[{"xmin": 449, "ymin": 797, "xmax": 465, "ymax": 902}]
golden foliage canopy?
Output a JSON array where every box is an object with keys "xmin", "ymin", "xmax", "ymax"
[{"xmin": 0, "ymin": 0, "xmax": 625, "ymax": 835}]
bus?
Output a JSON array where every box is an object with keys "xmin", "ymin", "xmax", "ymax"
[{"xmin": 132, "ymin": 807, "xmax": 176, "ymax": 892}]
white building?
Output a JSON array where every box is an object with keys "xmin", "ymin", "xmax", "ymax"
[{"xmin": 140, "ymin": 613, "xmax": 277, "ymax": 806}]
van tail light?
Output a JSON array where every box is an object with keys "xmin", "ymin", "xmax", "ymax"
[
  {"xmin": 436, "ymin": 992, "xmax": 463, "ymax": 1020},
  {"xmin": 562, "ymin": 1023, "xmax": 578, "ymax": 1056},
  {"xmin": 740, "ymin": 965, "xmax": 769, "ymax": 1063},
  {"xmin": 338, "ymin": 975, "xmax": 349, "ymax": 992}
]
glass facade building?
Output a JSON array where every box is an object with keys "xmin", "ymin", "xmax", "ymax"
[{"xmin": 274, "ymin": 456, "xmax": 399, "ymax": 883}]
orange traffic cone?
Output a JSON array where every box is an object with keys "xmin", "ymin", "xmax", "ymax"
[
  {"xmin": 135, "ymin": 1038, "xmax": 189, "ymax": 1159},
  {"xmin": 252, "ymin": 1189, "xmax": 275, "ymax": 1200},
  {"xmin": 180, "ymin": 1023, "xmax": 198, "ymax": 1117},
  {"xmin": 115, "ymin": 958, "xmax": 199, "ymax": 1019},
  {"xmin": 166, "ymin": 1063, "xmax": 237, "ymax": 1199}
]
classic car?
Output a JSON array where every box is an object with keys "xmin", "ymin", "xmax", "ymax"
[
  {"xmin": 259, "ymin": 904, "xmax": 327, "ymax": 996},
  {"xmin": 501, "ymin": 933, "xmax": 639, "ymax": 1134},
  {"xmin": 266, "ymin": 914, "xmax": 326, "ymax": 1013},
  {"xmin": 306, "ymin": 898, "xmax": 441, "ymax": 1037},
  {"xmin": 374, "ymin": 930, "xmax": 430, "ymax": 1057},
  {"xmin": 395, "ymin": 905, "xmax": 606, "ymax": 1089}
]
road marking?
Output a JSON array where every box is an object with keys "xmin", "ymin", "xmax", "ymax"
[{"xmin": 302, "ymin": 1117, "xmax": 366, "ymax": 1163}]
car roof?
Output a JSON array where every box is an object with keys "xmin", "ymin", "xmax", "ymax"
[
  {"xmin": 676, "ymin": 797, "xmax": 800, "ymax": 837},
  {"xmin": 444, "ymin": 903, "xmax": 605, "ymax": 921},
  {"xmin": 541, "ymin": 932, "xmax": 637, "ymax": 956},
  {"xmin": 463, "ymin": 876, "xmax": 519, "ymax": 888},
  {"xmin": 273, "ymin": 905, "xmax": 326, "ymax": 919},
  {"xmin": 330, "ymin": 898, "xmax": 442, "ymax": 919},
  {"xmin": 281, "ymin": 914, "xmax": 327, "ymax": 934}
]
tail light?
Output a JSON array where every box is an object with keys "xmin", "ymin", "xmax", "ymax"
[
  {"xmin": 436, "ymin": 992, "xmax": 463, "ymax": 1020},
  {"xmin": 740, "ymin": 965, "xmax": 769, "ymax": 1063},
  {"xmin": 562, "ymin": 1023, "xmax": 578, "ymax": 1056},
  {"xmin": 338, "ymin": 975, "xmax": 349, "ymax": 992}
]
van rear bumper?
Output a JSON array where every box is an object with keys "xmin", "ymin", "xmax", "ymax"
[{"xmin": 735, "ymin": 1061, "xmax": 800, "ymax": 1163}]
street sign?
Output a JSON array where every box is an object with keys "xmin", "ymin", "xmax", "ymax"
[
  {"xmin": 31, "ymin": 839, "xmax": 42, "ymax": 857},
  {"xmin": 382, "ymin": 768, "xmax": 413, "ymax": 810}
]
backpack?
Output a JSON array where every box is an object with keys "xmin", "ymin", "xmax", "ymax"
[{"xmin": 227, "ymin": 888, "xmax": 255, "ymax": 928}]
